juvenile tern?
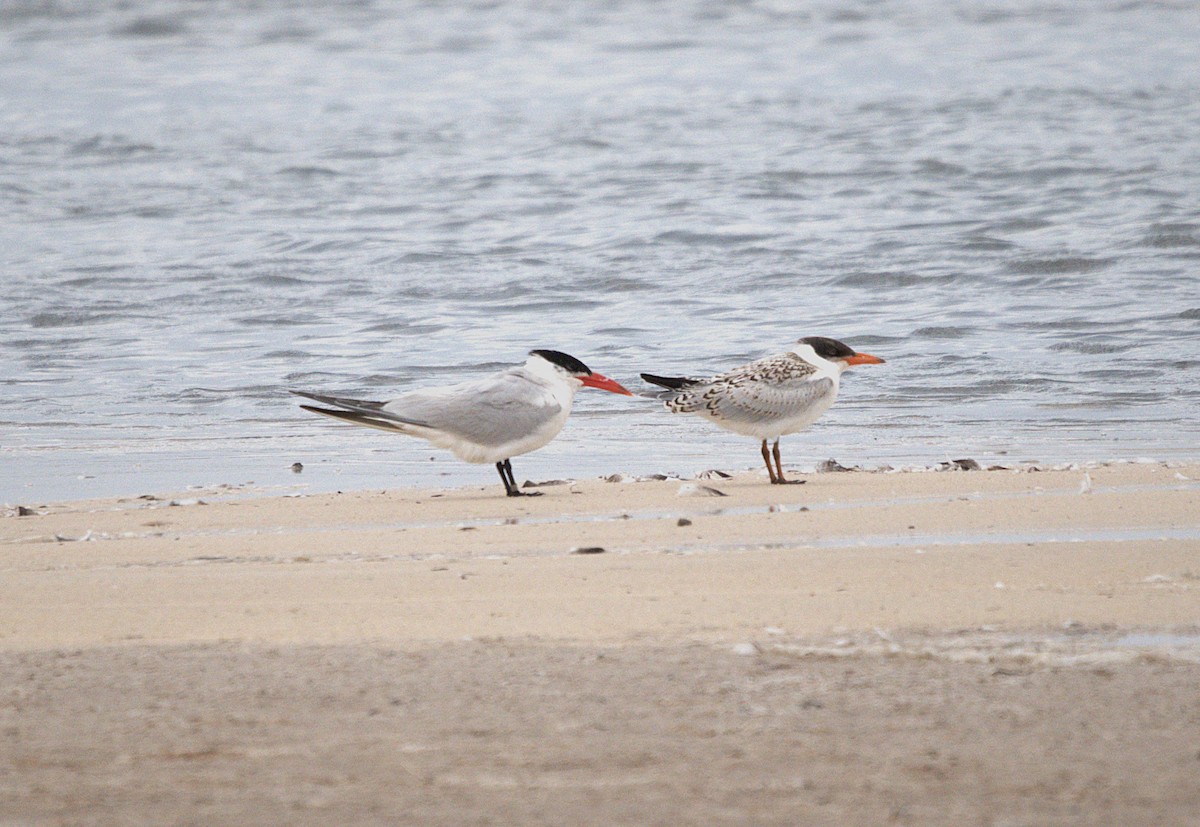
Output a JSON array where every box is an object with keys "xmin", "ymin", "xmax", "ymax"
[
  {"xmin": 641, "ymin": 336, "xmax": 884, "ymax": 484},
  {"xmin": 294, "ymin": 349, "xmax": 632, "ymax": 497}
]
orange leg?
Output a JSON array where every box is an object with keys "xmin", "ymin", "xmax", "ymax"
[
  {"xmin": 770, "ymin": 439, "xmax": 805, "ymax": 485},
  {"xmin": 760, "ymin": 440, "xmax": 779, "ymax": 484}
]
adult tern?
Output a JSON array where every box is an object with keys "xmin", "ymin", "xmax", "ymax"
[
  {"xmin": 294, "ymin": 349, "xmax": 632, "ymax": 497},
  {"xmin": 641, "ymin": 336, "xmax": 884, "ymax": 484}
]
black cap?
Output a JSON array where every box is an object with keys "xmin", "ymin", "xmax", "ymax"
[
  {"xmin": 529, "ymin": 349, "xmax": 592, "ymax": 375},
  {"xmin": 799, "ymin": 336, "xmax": 858, "ymax": 359}
]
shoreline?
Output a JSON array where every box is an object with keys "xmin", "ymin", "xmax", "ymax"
[
  {"xmin": 7, "ymin": 452, "xmax": 1197, "ymax": 509},
  {"xmin": 7, "ymin": 442, "xmax": 1199, "ymax": 510}
]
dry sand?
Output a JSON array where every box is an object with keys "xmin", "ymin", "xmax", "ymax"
[{"xmin": 3, "ymin": 462, "xmax": 1199, "ymax": 825}]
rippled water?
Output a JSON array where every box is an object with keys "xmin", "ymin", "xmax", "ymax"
[{"xmin": 2, "ymin": 0, "xmax": 1199, "ymax": 502}]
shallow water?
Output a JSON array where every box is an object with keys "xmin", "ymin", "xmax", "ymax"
[{"xmin": 2, "ymin": 0, "xmax": 1199, "ymax": 502}]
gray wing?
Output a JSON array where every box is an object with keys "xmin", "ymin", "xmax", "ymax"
[
  {"xmin": 668, "ymin": 354, "xmax": 834, "ymax": 424},
  {"xmin": 380, "ymin": 368, "xmax": 562, "ymax": 446}
]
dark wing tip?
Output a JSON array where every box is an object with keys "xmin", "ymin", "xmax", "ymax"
[
  {"xmin": 291, "ymin": 389, "xmax": 354, "ymax": 406},
  {"xmin": 290, "ymin": 389, "xmax": 388, "ymax": 411},
  {"xmin": 640, "ymin": 373, "xmax": 702, "ymax": 390}
]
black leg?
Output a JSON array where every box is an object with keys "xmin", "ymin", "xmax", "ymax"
[
  {"xmin": 771, "ymin": 439, "xmax": 805, "ymax": 485},
  {"xmin": 499, "ymin": 459, "xmax": 541, "ymax": 497},
  {"xmin": 496, "ymin": 461, "xmax": 516, "ymax": 496},
  {"xmin": 761, "ymin": 439, "xmax": 778, "ymax": 484}
]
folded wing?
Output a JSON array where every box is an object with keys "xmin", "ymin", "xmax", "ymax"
[
  {"xmin": 655, "ymin": 354, "xmax": 835, "ymax": 425},
  {"xmin": 376, "ymin": 368, "xmax": 563, "ymax": 448}
]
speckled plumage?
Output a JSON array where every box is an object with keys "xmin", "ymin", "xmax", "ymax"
[
  {"xmin": 641, "ymin": 337, "xmax": 884, "ymax": 484},
  {"xmin": 664, "ymin": 352, "xmax": 834, "ymax": 433}
]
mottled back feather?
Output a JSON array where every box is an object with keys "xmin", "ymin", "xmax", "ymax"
[{"xmin": 665, "ymin": 353, "xmax": 834, "ymax": 424}]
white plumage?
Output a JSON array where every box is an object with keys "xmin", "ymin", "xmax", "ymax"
[{"xmin": 294, "ymin": 349, "xmax": 631, "ymax": 497}]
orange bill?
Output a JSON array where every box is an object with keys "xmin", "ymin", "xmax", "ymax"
[
  {"xmin": 580, "ymin": 372, "xmax": 634, "ymax": 395},
  {"xmin": 845, "ymin": 352, "xmax": 886, "ymax": 366}
]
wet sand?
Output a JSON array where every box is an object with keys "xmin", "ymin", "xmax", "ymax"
[{"xmin": 3, "ymin": 462, "xmax": 1199, "ymax": 824}]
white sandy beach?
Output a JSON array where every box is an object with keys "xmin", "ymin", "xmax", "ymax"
[{"xmin": 2, "ymin": 462, "xmax": 1199, "ymax": 824}]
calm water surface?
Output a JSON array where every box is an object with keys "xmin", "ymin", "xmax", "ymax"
[{"xmin": 2, "ymin": 0, "xmax": 1198, "ymax": 501}]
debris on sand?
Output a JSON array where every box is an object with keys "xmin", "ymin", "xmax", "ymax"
[
  {"xmin": 677, "ymin": 483, "xmax": 728, "ymax": 498},
  {"xmin": 939, "ymin": 458, "xmax": 982, "ymax": 471}
]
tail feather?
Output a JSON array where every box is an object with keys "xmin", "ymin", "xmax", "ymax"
[
  {"xmin": 640, "ymin": 373, "xmax": 704, "ymax": 390},
  {"xmin": 638, "ymin": 373, "xmax": 708, "ymax": 403},
  {"xmin": 292, "ymin": 390, "xmax": 433, "ymax": 429},
  {"xmin": 291, "ymin": 390, "xmax": 386, "ymax": 413},
  {"xmin": 299, "ymin": 405, "xmax": 417, "ymax": 434}
]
